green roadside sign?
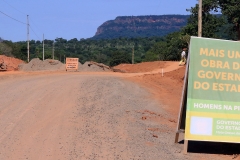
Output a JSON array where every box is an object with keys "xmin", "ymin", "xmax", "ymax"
[{"xmin": 185, "ymin": 37, "xmax": 240, "ymax": 142}]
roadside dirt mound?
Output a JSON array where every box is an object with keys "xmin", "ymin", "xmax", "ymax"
[
  {"xmin": 19, "ymin": 58, "xmax": 65, "ymax": 71},
  {"xmin": 113, "ymin": 61, "xmax": 176, "ymax": 73},
  {"xmin": 113, "ymin": 61, "xmax": 179, "ymax": 73},
  {"xmin": 18, "ymin": 59, "xmax": 112, "ymax": 72},
  {"xmin": 0, "ymin": 55, "xmax": 25, "ymax": 71},
  {"xmin": 79, "ymin": 61, "xmax": 112, "ymax": 72}
]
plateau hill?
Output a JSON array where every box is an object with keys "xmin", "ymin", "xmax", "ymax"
[{"xmin": 91, "ymin": 15, "xmax": 189, "ymax": 39}]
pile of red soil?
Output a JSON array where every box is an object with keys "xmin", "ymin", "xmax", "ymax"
[
  {"xmin": 0, "ymin": 56, "xmax": 112, "ymax": 72},
  {"xmin": 0, "ymin": 55, "xmax": 25, "ymax": 71},
  {"xmin": 113, "ymin": 61, "xmax": 177, "ymax": 73}
]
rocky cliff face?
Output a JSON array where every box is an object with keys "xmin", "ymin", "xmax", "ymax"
[{"xmin": 92, "ymin": 15, "xmax": 189, "ymax": 39}]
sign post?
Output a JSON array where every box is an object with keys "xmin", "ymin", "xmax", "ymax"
[
  {"xmin": 66, "ymin": 58, "xmax": 79, "ymax": 71},
  {"xmin": 175, "ymin": 53, "xmax": 190, "ymax": 144}
]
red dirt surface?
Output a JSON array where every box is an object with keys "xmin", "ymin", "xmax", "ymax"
[
  {"xmin": 0, "ymin": 55, "xmax": 25, "ymax": 71},
  {"xmin": 115, "ymin": 61, "xmax": 185, "ymax": 120},
  {"xmin": 113, "ymin": 61, "xmax": 178, "ymax": 73},
  {"xmin": 116, "ymin": 61, "xmax": 239, "ymax": 160},
  {"xmin": 127, "ymin": 65, "xmax": 185, "ymax": 117},
  {"xmin": 0, "ymin": 56, "xmax": 238, "ymax": 159}
]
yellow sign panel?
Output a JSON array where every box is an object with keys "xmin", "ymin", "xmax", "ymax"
[{"xmin": 66, "ymin": 58, "xmax": 79, "ymax": 71}]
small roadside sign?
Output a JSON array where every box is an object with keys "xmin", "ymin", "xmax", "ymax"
[{"xmin": 66, "ymin": 58, "xmax": 78, "ymax": 71}]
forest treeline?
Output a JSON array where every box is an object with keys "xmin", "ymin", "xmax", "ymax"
[
  {"xmin": 0, "ymin": 34, "xmax": 188, "ymax": 66},
  {"xmin": 1, "ymin": 0, "xmax": 240, "ymax": 66}
]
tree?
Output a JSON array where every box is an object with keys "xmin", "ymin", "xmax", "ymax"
[
  {"xmin": 44, "ymin": 39, "xmax": 53, "ymax": 45},
  {"xmin": 183, "ymin": 0, "xmax": 224, "ymax": 38},
  {"xmin": 143, "ymin": 32, "xmax": 186, "ymax": 61},
  {"xmin": 181, "ymin": 34, "xmax": 191, "ymax": 48},
  {"xmin": 144, "ymin": 41, "xmax": 167, "ymax": 61},
  {"xmin": 218, "ymin": 0, "xmax": 240, "ymax": 40},
  {"xmin": 109, "ymin": 51, "xmax": 131, "ymax": 67},
  {"xmin": 0, "ymin": 42, "xmax": 12, "ymax": 56},
  {"xmin": 55, "ymin": 38, "xmax": 67, "ymax": 43},
  {"xmin": 68, "ymin": 38, "xmax": 78, "ymax": 43}
]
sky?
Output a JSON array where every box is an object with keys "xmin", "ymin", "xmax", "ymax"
[{"xmin": 0, "ymin": 0, "xmax": 198, "ymax": 42}]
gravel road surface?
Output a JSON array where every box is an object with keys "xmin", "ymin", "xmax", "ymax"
[{"xmin": 0, "ymin": 72, "xmax": 231, "ymax": 160}]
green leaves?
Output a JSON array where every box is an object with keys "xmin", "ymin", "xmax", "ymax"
[
  {"xmin": 183, "ymin": 0, "xmax": 240, "ymax": 40},
  {"xmin": 0, "ymin": 42, "xmax": 12, "ymax": 57},
  {"xmin": 218, "ymin": 0, "xmax": 240, "ymax": 40},
  {"xmin": 109, "ymin": 51, "xmax": 131, "ymax": 67},
  {"xmin": 183, "ymin": 0, "xmax": 225, "ymax": 38},
  {"xmin": 143, "ymin": 31, "xmax": 186, "ymax": 62}
]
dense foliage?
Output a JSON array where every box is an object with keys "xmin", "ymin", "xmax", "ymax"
[
  {"xmin": 1, "ymin": 37, "xmax": 166, "ymax": 66},
  {"xmin": 218, "ymin": 0, "xmax": 240, "ymax": 40},
  {"xmin": 183, "ymin": 0, "xmax": 240, "ymax": 40}
]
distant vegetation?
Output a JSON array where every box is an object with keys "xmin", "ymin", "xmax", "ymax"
[
  {"xmin": 1, "ymin": 37, "xmax": 166, "ymax": 66},
  {"xmin": 0, "ymin": 1, "xmax": 240, "ymax": 66}
]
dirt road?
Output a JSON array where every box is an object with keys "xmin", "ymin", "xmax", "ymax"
[{"xmin": 0, "ymin": 72, "xmax": 233, "ymax": 160}]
